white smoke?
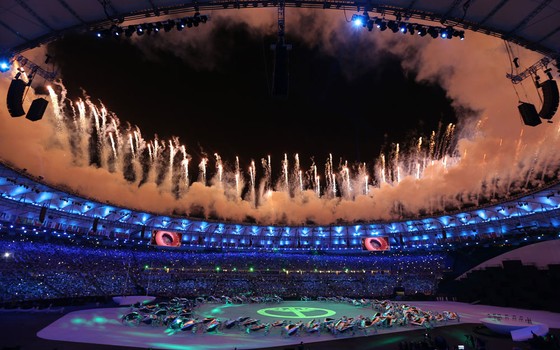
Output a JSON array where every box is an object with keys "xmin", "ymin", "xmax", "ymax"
[{"xmin": 0, "ymin": 9, "xmax": 557, "ymax": 225}]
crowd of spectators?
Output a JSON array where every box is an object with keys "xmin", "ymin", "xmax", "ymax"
[{"xmin": 0, "ymin": 233, "xmax": 448, "ymax": 306}]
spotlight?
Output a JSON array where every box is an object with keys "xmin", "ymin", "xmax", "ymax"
[
  {"xmin": 351, "ymin": 14, "xmax": 364, "ymax": 27},
  {"xmin": 417, "ymin": 26, "xmax": 427, "ymax": 37},
  {"xmin": 124, "ymin": 25, "xmax": 135, "ymax": 37},
  {"xmin": 428, "ymin": 27, "xmax": 439, "ymax": 38},
  {"xmin": 441, "ymin": 26, "xmax": 453, "ymax": 39},
  {"xmin": 0, "ymin": 58, "xmax": 11, "ymax": 72},
  {"xmin": 367, "ymin": 19, "xmax": 374, "ymax": 31},
  {"xmin": 176, "ymin": 19, "xmax": 186, "ymax": 31},
  {"xmin": 192, "ymin": 13, "xmax": 201, "ymax": 27},
  {"xmin": 407, "ymin": 23, "xmax": 415, "ymax": 35},
  {"xmin": 163, "ymin": 20, "xmax": 175, "ymax": 32},
  {"xmin": 95, "ymin": 29, "xmax": 110, "ymax": 38},
  {"xmin": 398, "ymin": 22, "xmax": 407, "ymax": 33},
  {"xmin": 387, "ymin": 20, "xmax": 398, "ymax": 33},
  {"xmin": 453, "ymin": 30, "xmax": 465, "ymax": 40},
  {"xmin": 378, "ymin": 21, "xmax": 387, "ymax": 31},
  {"xmin": 111, "ymin": 25, "xmax": 123, "ymax": 38},
  {"xmin": 143, "ymin": 23, "xmax": 153, "ymax": 34}
]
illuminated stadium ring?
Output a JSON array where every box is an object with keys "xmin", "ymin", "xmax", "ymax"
[
  {"xmin": 154, "ymin": 230, "xmax": 181, "ymax": 247},
  {"xmin": 363, "ymin": 237, "xmax": 389, "ymax": 251}
]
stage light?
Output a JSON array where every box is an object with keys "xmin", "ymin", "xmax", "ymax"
[
  {"xmin": 398, "ymin": 22, "xmax": 407, "ymax": 33},
  {"xmin": 452, "ymin": 30, "xmax": 465, "ymax": 40},
  {"xmin": 192, "ymin": 14, "xmax": 200, "ymax": 27},
  {"xmin": 136, "ymin": 25, "xmax": 144, "ymax": 36},
  {"xmin": 367, "ymin": 19, "xmax": 374, "ymax": 31},
  {"xmin": 176, "ymin": 19, "xmax": 186, "ymax": 31},
  {"xmin": 124, "ymin": 25, "xmax": 135, "ymax": 37},
  {"xmin": 95, "ymin": 28, "xmax": 112, "ymax": 39},
  {"xmin": 388, "ymin": 20, "xmax": 399, "ymax": 33},
  {"xmin": 163, "ymin": 20, "xmax": 174, "ymax": 32},
  {"xmin": 428, "ymin": 27, "xmax": 439, "ymax": 38},
  {"xmin": 111, "ymin": 25, "xmax": 123, "ymax": 38},
  {"xmin": 377, "ymin": 21, "xmax": 387, "ymax": 31},
  {"xmin": 0, "ymin": 58, "xmax": 11, "ymax": 72},
  {"xmin": 351, "ymin": 14, "xmax": 364, "ymax": 27},
  {"xmin": 441, "ymin": 26, "xmax": 453, "ymax": 39},
  {"xmin": 417, "ymin": 26, "xmax": 427, "ymax": 36},
  {"xmin": 407, "ymin": 23, "xmax": 415, "ymax": 35},
  {"xmin": 143, "ymin": 23, "xmax": 153, "ymax": 34}
]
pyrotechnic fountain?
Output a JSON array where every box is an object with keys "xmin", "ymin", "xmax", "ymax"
[{"xmin": 35, "ymin": 82, "xmax": 560, "ymax": 225}]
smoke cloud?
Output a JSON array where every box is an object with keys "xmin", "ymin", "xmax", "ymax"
[{"xmin": 0, "ymin": 9, "xmax": 557, "ymax": 225}]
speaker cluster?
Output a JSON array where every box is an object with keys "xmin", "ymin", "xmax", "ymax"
[
  {"xmin": 518, "ymin": 79, "xmax": 559, "ymax": 126},
  {"xmin": 6, "ymin": 77, "xmax": 49, "ymax": 121}
]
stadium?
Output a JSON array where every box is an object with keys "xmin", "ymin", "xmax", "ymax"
[{"xmin": 1, "ymin": 1, "xmax": 560, "ymax": 350}]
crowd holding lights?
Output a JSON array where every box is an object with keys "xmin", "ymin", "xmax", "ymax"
[
  {"xmin": 0, "ymin": 235, "xmax": 446, "ymax": 304},
  {"xmin": 351, "ymin": 13, "xmax": 465, "ymax": 40}
]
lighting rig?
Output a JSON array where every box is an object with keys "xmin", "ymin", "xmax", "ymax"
[
  {"xmin": 94, "ymin": 12, "xmax": 210, "ymax": 39},
  {"xmin": 351, "ymin": 13, "xmax": 465, "ymax": 40}
]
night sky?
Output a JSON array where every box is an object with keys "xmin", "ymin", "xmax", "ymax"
[{"xmin": 47, "ymin": 14, "xmax": 457, "ymax": 171}]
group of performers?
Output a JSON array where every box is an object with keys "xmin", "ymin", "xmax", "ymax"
[{"xmin": 120, "ymin": 295, "xmax": 459, "ymax": 337}]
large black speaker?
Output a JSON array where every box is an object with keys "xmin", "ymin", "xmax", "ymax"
[
  {"xmin": 92, "ymin": 217, "xmax": 99, "ymax": 233},
  {"xmin": 6, "ymin": 78, "xmax": 27, "ymax": 117},
  {"xmin": 39, "ymin": 206, "xmax": 47, "ymax": 223},
  {"xmin": 518, "ymin": 102, "xmax": 541, "ymax": 126},
  {"xmin": 271, "ymin": 43, "xmax": 290, "ymax": 97},
  {"xmin": 538, "ymin": 79, "xmax": 559, "ymax": 120},
  {"xmin": 26, "ymin": 97, "xmax": 48, "ymax": 121}
]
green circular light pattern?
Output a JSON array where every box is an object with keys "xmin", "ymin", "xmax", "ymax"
[{"xmin": 257, "ymin": 307, "xmax": 336, "ymax": 319}]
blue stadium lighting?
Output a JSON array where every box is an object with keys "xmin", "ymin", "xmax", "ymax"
[
  {"xmin": 353, "ymin": 17, "xmax": 363, "ymax": 27},
  {"xmin": 0, "ymin": 59, "xmax": 10, "ymax": 72}
]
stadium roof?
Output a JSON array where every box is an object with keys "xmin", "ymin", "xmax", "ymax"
[{"xmin": 1, "ymin": 0, "xmax": 560, "ymax": 62}]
